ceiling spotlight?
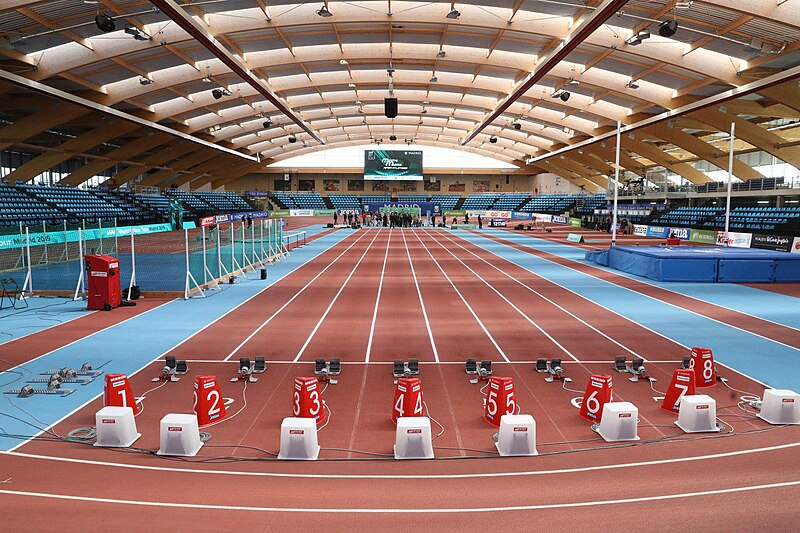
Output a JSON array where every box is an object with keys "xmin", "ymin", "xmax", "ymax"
[
  {"xmin": 339, "ymin": 59, "xmax": 348, "ymax": 65},
  {"xmin": 659, "ymin": 19, "xmax": 678, "ymax": 38},
  {"xmin": 489, "ymin": 136, "xmax": 497, "ymax": 143},
  {"xmin": 211, "ymin": 88, "xmax": 232, "ymax": 99},
  {"xmin": 418, "ymin": 119, "xmax": 424, "ymax": 125},
  {"xmin": 139, "ymin": 77, "xmax": 152, "ymax": 86},
  {"xmin": 316, "ymin": 5, "xmax": 333, "ymax": 17},
  {"xmin": 675, "ymin": 1, "xmax": 693, "ymax": 8},
  {"xmin": 124, "ymin": 26, "xmax": 151, "ymax": 41},
  {"xmin": 429, "ymin": 75, "xmax": 438, "ymax": 83},
  {"xmin": 263, "ymin": 119, "xmax": 273, "ymax": 128},
  {"xmin": 626, "ymin": 80, "xmax": 639, "ymax": 89},
  {"xmin": 446, "ymin": 7, "xmax": 461, "ymax": 19},
  {"xmin": 512, "ymin": 121, "xmax": 521, "ymax": 130},
  {"xmin": 436, "ymin": 49, "xmax": 446, "ymax": 59},
  {"xmin": 552, "ymin": 90, "xmax": 570, "ymax": 102},
  {"xmin": 568, "ymin": 77, "xmax": 580, "ymax": 85},
  {"xmin": 348, "ymin": 83, "xmax": 356, "ymax": 88},
  {"xmin": 201, "ymin": 77, "xmax": 212, "ymax": 83},
  {"xmin": 625, "ymin": 31, "xmax": 650, "ymax": 46},
  {"xmin": 389, "ymin": 135, "xmax": 397, "ymax": 141},
  {"xmin": 288, "ymin": 136, "xmax": 298, "ymax": 143},
  {"xmin": 94, "ymin": 13, "xmax": 115, "ymax": 33},
  {"xmin": 357, "ymin": 107, "xmax": 365, "ymax": 114}
]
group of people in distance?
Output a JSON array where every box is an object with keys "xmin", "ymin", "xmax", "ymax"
[{"xmin": 333, "ymin": 211, "xmax": 485, "ymax": 229}]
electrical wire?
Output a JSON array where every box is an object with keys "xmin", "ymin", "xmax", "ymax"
[
  {"xmin": 202, "ymin": 380, "xmax": 248, "ymax": 429},
  {"xmin": 424, "ymin": 402, "xmax": 445, "ymax": 440},
  {"xmin": 561, "ymin": 379, "xmax": 584, "ymax": 394},
  {"xmin": 721, "ymin": 379, "xmax": 760, "ymax": 400},
  {"xmin": 317, "ymin": 402, "xmax": 331, "ymax": 431},
  {"xmin": 649, "ymin": 379, "xmax": 666, "ymax": 396}
]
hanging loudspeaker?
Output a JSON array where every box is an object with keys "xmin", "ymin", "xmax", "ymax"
[{"xmin": 384, "ymin": 98, "xmax": 398, "ymax": 118}]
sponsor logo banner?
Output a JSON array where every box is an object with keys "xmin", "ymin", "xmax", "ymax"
[
  {"xmin": 532, "ymin": 213, "xmax": 553, "ymax": 223},
  {"xmin": 715, "ymin": 231, "xmax": 752, "ymax": 248},
  {"xmin": 689, "ymin": 229, "xmax": 716, "ymax": 244},
  {"xmin": 289, "ymin": 209, "xmax": 314, "ymax": 217},
  {"xmin": 633, "ymin": 224, "xmax": 648, "ymax": 236},
  {"xmin": 792, "ymin": 237, "xmax": 800, "ymax": 255},
  {"xmin": 214, "ymin": 211, "xmax": 270, "ymax": 223},
  {"xmin": 269, "ymin": 209, "xmax": 291, "ymax": 218},
  {"xmin": 444, "ymin": 210, "xmax": 466, "ymax": 217},
  {"xmin": 367, "ymin": 201, "xmax": 440, "ymax": 215},
  {"xmin": 568, "ymin": 217, "xmax": 582, "ymax": 227},
  {"xmin": 751, "ymin": 233, "xmax": 792, "ymax": 253},
  {"xmin": 0, "ymin": 222, "xmax": 172, "ymax": 251},
  {"xmin": 646, "ymin": 226, "xmax": 669, "ymax": 238},
  {"xmin": 474, "ymin": 210, "xmax": 511, "ymax": 219},
  {"xmin": 314, "ymin": 209, "xmax": 336, "ymax": 216},
  {"xmin": 511, "ymin": 211, "xmax": 533, "ymax": 220},
  {"xmin": 669, "ymin": 227, "xmax": 690, "ymax": 240},
  {"xmin": 567, "ymin": 233, "xmax": 584, "ymax": 243},
  {"xmin": 551, "ymin": 215, "xmax": 568, "ymax": 225}
]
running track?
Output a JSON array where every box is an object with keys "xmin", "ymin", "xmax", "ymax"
[{"xmin": 1, "ymin": 227, "xmax": 798, "ymax": 529}]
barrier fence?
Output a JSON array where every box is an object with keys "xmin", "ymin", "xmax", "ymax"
[{"xmin": 0, "ymin": 218, "xmax": 285, "ymax": 301}]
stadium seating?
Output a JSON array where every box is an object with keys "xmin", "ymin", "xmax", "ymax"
[
  {"xmin": 398, "ymin": 195, "xmax": 429, "ymax": 203},
  {"xmin": 19, "ymin": 184, "xmax": 129, "ymax": 223},
  {"xmin": 519, "ymin": 194, "xmax": 577, "ymax": 214},
  {"xmin": 462, "ymin": 193, "xmax": 499, "ymax": 210},
  {"xmin": 329, "ymin": 194, "xmax": 360, "ymax": 210},
  {"xmin": 490, "ymin": 193, "xmax": 530, "ymax": 211},
  {"xmin": 430, "ymin": 195, "xmax": 461, "ymax": 210}
]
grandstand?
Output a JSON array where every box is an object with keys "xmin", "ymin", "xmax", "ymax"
[
  {"xmin": 462, "ymin": 193, "xmax": 500, "ymax": 210},
  {"xmin": 491, "ymin": 193, "xmax": 531, "ymax": 211},
  {"xmin": 519, "ymin": 194, "xmax": 577, "ymax": 214},
  {"xmin": 328, "ymin": 194, "xmax": 361, "ymax": 210}
]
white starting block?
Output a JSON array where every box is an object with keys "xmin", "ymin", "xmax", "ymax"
[
  {"xmin": 94, "ymin": 406, "xmax": 140, "ymax": 448},
  {"xmin": 495, "ymin": 414, "xmax": 538, "ymax": 456},
  {"xmin": 758, "ymin": 389, "xmax": 800, "ymax": 425},
  {"xmin": 278, "ymin": 417, "xmax": 319, "ymax": 460},
  {"xmin": 157, "ymin": 414, "xmax": 203, "ymax": 456},
  {"xmin": 676, "ymin": 394, "xmax": 720, "ymax": 433},
  {"xmin": 394, "ymin": 417, "xmax": 434, "ymax": 460},
  {"xmin": 596, "ymin": 402, "xmax": 639, "ymax": 442}
]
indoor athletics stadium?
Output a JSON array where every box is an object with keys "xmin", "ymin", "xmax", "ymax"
[{"xmin": 1, "ymin": 0, "xmax": 800, "ymax": 529}]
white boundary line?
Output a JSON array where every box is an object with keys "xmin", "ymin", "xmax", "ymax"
[
  {"xmin": 223, "ymin": 230, "xmax": 373, "ymax": 361},
  {"xmin": 181, "ymin": 359, "xmax": 685, "ymax": 365},
  {"xmin": 292, "ymin": 229, "xmax": 383, "ymax": 362},
  {"xmin": 485, "ymin": 230, "xmax": 800, "ymax": 350},
  {"xmin": 431, "ymin": 230, "xmax": 649, "ymax": 361},
  {"xmin": 411, "ymin": 230, "xmax": 509, "ymax": 362},
  {"xmin": 2, "ymin": 440, "xmax": 798, "ymax": 479},
  {"xmin": 4, "ymin": 230, "xmax": 357, "ymax": 453},
  {"xmin": 2, "ymin": 480, "xmax": 798, "ymax": 513},
  {"xmin": 401, "ymin": 230, "xmax": 440, "ymax": 363},
  {"xmin": 364, "ymin": 228, "xmax": 392, "ymax": 363},
  {"xmin": 421, "ymin": 230, "xmax": 578, "ymax": 361}
]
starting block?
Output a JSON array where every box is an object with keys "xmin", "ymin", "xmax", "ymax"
[
  {"xmin": 41, "ymin": 363, "xmax": 103, "ymax": 379},
  {"xmin": 314, "ymin": 357, "xmax": 341, "ymax": 384},
  {"xmin": 394, "ymin": 417, "xmax": 434, "ymax": 460},
  {"xmin": 595, "ymin": 402, "xmax": 639, "ymax": 442},
  {"xmin": 539, "ymin": 358, "xmax": 572, "ymax": 383},
  {"xmin": 612, "ymin": 356, "xmax": 655, "ymax": 383},
  {"xmin": 94, "ymin": 406, "xmax": 140, "ymax": 448},
  {"xmin": 393, "ymin": 358, "xmax": 420, "ymax": 379},
  {"xmin": 676, "ymin": 394, "xmax": 721, "ymax": 433},
  {"xmin": 157, "ymin": 414, "xmax": 203, "ymax": 456},
  {"xmin": 467, "ymin": 359, "xmax": 493, "ymax": 383},
  {"xmin": 231, "ymin": 357, "xmax": 261, "ymax": 383},
  {"xmin": 495, "ymin": 414, "xmax": 537, "ymax": 456},
  {"xmin": 152, "ymin": 356, "xmax": 189, "ymax": 382},
  {"xmin": 757, "ymin": 389, "xmax": 800, "ymax": 425},
  {"xmin": 4, "ymin": 384, "xmax": 75, "ymax": 397},
  {"xmin": 278, "ymin": 417, "xmax": 319, "ymax": 460}
]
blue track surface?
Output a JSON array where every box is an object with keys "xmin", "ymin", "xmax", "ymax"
[
  {"xmin": 0, "ymin": 228, "xmax": 352, "ymax": 451},
  {"xmin": 456, "ymin": 229, "xmax": 800, "ymax": 392},
  {"xmin": 0, "ymin": 297, "xmax": 92, "ymax": 345},
  {"xmin": 479, "ymin": 229, "xmax": 800, "ymax": 330}
]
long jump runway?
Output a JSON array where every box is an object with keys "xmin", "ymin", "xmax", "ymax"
[{"xmin": 1, "ymin": 228, "xmax": 798, "ymax": 529}]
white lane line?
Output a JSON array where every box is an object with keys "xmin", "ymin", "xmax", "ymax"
[
  {"xmin": 292, "ymin": 230, "xmax": 383, "ymax": 362},
  {"xmin": 182, "ymin": 359, "xmax": 684, "ymax": 365},
  {"xmin": 431, "ymin": 230, "xmax": 647, "ymax": 361},
  {"xmin": 224, "ymin": 230, "xmax": 373, "ymax": 361},
  {"xmin": 364, "ymin": 228, "xmax": 392, "ymax": 363},
  {"xmin": 421, "ymin": 230, "xmax": 577, "ymax": 362},
  {"xmin": 483, "ymin": 231, "xmax": 800, "ymax": 352},
  {"xmin": 4, "ymin": 440, "xmax": 797, "ymax": 480},
  {"xmin": 401, "ymin": 229, "xmax": 440, "ymax": 363},
  {"xmin": 1, "ymin": 480, "xmax": 799, "ymax": 514},
  {"xmin": 411, "ymin": 230, "xmax": 509, "ymax": 362},
  {"xmin": 5, "ymin": 231, "xmax": 357, "ymax": 453}
]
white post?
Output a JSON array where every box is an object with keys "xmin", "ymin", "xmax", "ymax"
[
  {"xmin": 202, "ymin": 225, "xmax": 208, "ymax": 286},
  {"xmin": 41, "ymin": 221, "xmax": 48, "ymax": 264},
  {"xmin": 611, "ymin": 120, "xmax": 621, "ymax": 247},
  {"xmin": 127, "ymin": 230, "xmax": 136, "ymax": 299},
  {"xmin": 73, "ymin": 228, "xmax": 85, "ymax": 301},
  {"xmin": 723, "ymin": 121, "xmax": 736, "ymax": 246},
  {"xmin": 217, "ymin": 225, "xmax": 223, "ymax": 280},
  {"xmin": 98, "ymin": 218, "xmax": 103, "ymax": 254},
  {"xmin": 21, "ymin": 227, "xmax": 33, "ymax": 296},
  {"xmin": 114, "ymin": 218, "xmax": 119, "ymax": 254},
  {"xmin": 63, "ymin": 220, "xmax": 69, "ymax": 261},
  {"xmin": 184, "ymin": 228, "xmax": 205, "ymax": 299}
]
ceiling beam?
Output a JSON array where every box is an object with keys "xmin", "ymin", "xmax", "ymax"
[
  {"xmin": 149, "ymin": 0, "xmax": 324, "ymax": 145},
  {"xmin": 461, "ymin": 0, "xmax": 629, "ymax": 145}
]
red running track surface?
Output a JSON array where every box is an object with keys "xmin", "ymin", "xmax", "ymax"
[{"xmin": 1, "ymin": 228, "xmax": 798, "ymax": 529}]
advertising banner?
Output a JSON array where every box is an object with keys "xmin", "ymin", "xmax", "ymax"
[
  {"xmin": 751, "ymin": 233, "xmax": 792, "ymax": 252},
  {"xmin": 444, "ymin": 210, "xmax": 466, "ymax": 217},
  {"xmin": 269, "ymin": 209, "xmax": 291, "ymax": 218},
  {"xmin": 633, "ymin": 224, "xmax": 648, "ymax": 236},
  {"xmin": 314, "ymin": 209, "xmax": 336, "ymax": 216},
  {"xmin": 551, "ymin": 215, "xmax": 568, "ymax": 225},
  {"xmin": 646, "ymin": 226, "xmax": 669, "ymax": 238},
  {"xmin": 792, "ymin": 237, "xmax": 800, "ymax": 254},
  {"xmin": 289, "ymin": 209, "xmax": 314, "ymax": 217},
  {"xmin": 366, "ymin": 201, "xmax": 439, "ymax": 215},
  {"xmin": 715, "ymin": 231, "xmax": 752, "ymax": 248},
  {"xmin": 689, "ymin": 229, "xmax": 716, "ymax": 244},
  {"xmin": 569, "ymin": 217, "xmax": 582, "ymax": 227},
  {"xmin": 0, "ymin": 222, "xmax": 173, "ymax": 251},
  {"xmin": 511, "ymin": 212, "xmax": 533, "ymax": 220},
  {"xmin": 532, "ymin": 213, "xmax": 553, "ymax": 223},
  {"xmin": 669, "ymin": 227, "xmax": 691, "ymax": 240},
  {"xmin": 364, "ymin": 149, "xmax": 423, "ymax": 180}
]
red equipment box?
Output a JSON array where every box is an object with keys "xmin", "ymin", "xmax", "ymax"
[{"xmin": 86, "ymin": 254, "xmax": 121, "ymax": 311}]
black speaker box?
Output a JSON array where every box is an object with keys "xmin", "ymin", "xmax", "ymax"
[{"xmin": 384, "ymin": 97, "xmax": 398, "ymax": 118}]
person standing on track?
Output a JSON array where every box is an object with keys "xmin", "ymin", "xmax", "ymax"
[
  {"xmin": 333, "ymin": 211, "xmax": 338, "ymax": 225},
  {"xmin": 477, "ymin": 214, "xmax": 482, "ymax": 229}
]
